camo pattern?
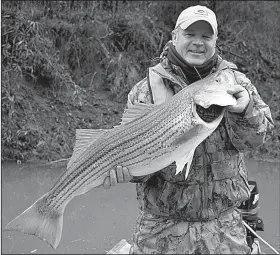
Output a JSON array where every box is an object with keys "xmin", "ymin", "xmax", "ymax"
[
  {"xmin": 131, "ymin": 209, "xmax": 251, "ymax": 254},
  {"xmin": 126, "ymin": 52, "xmax": 274, "ymax": 254}
]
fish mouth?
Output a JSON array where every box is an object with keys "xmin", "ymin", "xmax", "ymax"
[{"xmin": 196, "ymin": 104, "xmax": 224, "ymax": 123}]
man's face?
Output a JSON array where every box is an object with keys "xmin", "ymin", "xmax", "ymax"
[{"xmin": 172, "ymin": 21, "xmax": 217, "ymax": 66}]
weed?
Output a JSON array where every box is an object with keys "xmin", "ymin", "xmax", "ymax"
[{"xmin": 1, "ymin": 1, "xmax": 279, "ymax": 161}]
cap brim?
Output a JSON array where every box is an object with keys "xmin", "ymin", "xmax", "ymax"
[{"xmin": 179, "ymin": 17, "xmax": 217, "ymax": 35}]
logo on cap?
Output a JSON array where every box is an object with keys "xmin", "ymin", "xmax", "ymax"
[{"xmin": 194, "ymin": 9, "xmax": 208, "ymax": 16}]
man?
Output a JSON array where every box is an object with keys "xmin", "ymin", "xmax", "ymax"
[{"xmin": 104, "ymin": 5, "xmax": 274, "ymax": 254}]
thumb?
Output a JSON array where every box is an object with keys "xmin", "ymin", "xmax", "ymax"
[
  {"xmin": 227, "ymin": 85, "xmax": 244, "ymax": 95},
  {"xmin": 103, "ymin": 176, "xmax": 111, "ymax": 189}
]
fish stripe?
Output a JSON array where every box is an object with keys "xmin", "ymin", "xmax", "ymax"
[{"xmin": 47, "ymin": 108, "xmax": 187, "ymax": 209}]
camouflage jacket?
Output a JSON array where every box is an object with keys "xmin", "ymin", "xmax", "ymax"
[{"xmin": 125, "ymin": 53, "xmax": 274, "ymax": 222}]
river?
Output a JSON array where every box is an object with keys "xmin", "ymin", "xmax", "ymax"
[{"xmin": 1, "ymin": 158, "xmax": 279, "ymax": 254}]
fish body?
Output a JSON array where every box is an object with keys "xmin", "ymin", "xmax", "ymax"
[{"xmin": 5, "ymin": 69, "xmax": 237, "ymax": 249}]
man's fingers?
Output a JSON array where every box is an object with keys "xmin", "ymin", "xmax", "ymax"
[
  {"xmin": 103, "ymin": 176, "xmax": 111, "ymax": 189},
  {"xmin": 110, "ymin": 169, "xmax": 118, "ymax": 186},
  {"xmin": 103, "ymin": 166, "xmax": 131, "ymax": 189},
  {"xmin": 123, "ymin": 167, "xmax": 132, "ymax": 182},
  {"xmin": 227, "ymin": 98, "xmax": 248, "ymax": 113},
  {"xmin": 227, "ymin": 85, "xmax": 244, "ymax": 95},
  {"xmin": 227, "ymin": 105, "xmax": 242, "ymax": 113},
  {"xmin": 116, "ymin": 166, "xmax": 124, "ymax": 183}
]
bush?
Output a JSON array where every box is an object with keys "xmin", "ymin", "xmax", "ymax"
[{"xmin": 1, "ymin": 0, "xmax": 280, "ymax": 161}]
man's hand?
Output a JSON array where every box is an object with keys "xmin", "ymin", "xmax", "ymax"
[
  {"xmin": 103, "ymin": 166, "xmax": 132, "ymax": 189},
  {"xmin": 227, "ymin": 85, "xmax": 250, "ymax": 113}
]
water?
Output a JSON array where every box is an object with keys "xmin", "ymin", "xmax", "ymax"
[{"xmin": 1, "ymin": 158, "xmax": 279, "ymax": 254}]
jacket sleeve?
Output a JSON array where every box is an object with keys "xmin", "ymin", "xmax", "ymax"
[
  {"xmin": 123, "ymin": 77, "xmax": 156, "ymax": 183},
  {"xmin": 126, "ymin": 77, "xmax": 154, "ymax": 106},
  {"xmin": 225, "ymin": 70, "xmax": 274, "ymax": 151}
]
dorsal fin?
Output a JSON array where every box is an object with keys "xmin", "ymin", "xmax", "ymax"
[
  {"xmin": 67, "ymin": 129, "xmax": 107, "ymax": 169},
  {"xmin": 119, "ymin": 103, "xmax": 158, "ymax": 125}
]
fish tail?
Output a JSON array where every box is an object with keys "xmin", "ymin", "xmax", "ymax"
[{"xmin": 4, "ymin": 192, "xmax": 64, "ymax": 249}]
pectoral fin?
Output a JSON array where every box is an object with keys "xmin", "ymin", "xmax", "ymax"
[
  {"xmin": 183, "ymin": 149, "xmax": 195, "ymax": 179},
  {"xmin": 67, "ymin": 129, "xmax": 107, "ymax": 169},
  {"xmin": 175, "ymin": 149, "xmax": 195, "ymax": 180}
]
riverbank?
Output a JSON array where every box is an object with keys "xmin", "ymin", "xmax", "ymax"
[{"xmin": 1, "ymin": 1, "xmax": 280, "ymax": 163}]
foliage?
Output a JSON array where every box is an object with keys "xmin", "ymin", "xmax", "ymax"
[
  {"xmin": 1, "ymin": 0, "xmax": 280, "ymax": 162},
  {"xmin": 215, "ymin": 1, "xmax": 280, "ymax": 159}
]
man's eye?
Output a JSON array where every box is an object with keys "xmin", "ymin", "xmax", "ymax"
[
  {"xmin": 203, "ymin": 36, "xmax": 211, "ymax": 40},
  {"xmin": 186, "ymin": 33, "xmax": 194, "ymax": 36}
]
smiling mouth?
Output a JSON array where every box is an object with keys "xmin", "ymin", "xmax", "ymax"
[{"xmin": 189, "ymin": 50, "xmax": 205, "ymax": 54}]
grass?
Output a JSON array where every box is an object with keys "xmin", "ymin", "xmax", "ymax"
[{"xmin": 1, "ymin": 1, "xmax": 279, "ymax": 161}]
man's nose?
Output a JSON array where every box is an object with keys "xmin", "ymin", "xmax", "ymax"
[{"xmin": 193, "ymin": 40, "xmax": 204, "ymax": 46}]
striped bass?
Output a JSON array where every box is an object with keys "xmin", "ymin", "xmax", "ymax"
[{"xmin": 5, "ymin": 68, "xmax": 237, "ymax": 249}]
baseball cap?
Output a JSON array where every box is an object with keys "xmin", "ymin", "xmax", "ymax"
[{"xmin": 175, "ymin": 5, "xmax": 218, "ymax": 35}]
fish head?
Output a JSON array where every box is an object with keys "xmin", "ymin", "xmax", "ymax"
[
  {"xmin": 190, "ymin": 69, "xmax": 237, "ymax": 125},
  {"xmin": 193, "ymin": 69, "xmax": 237, "ymax": 109}
]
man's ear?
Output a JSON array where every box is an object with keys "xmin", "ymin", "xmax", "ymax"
[
  {"xmin": 214, "ymin": 35, "xmax": 218, "ymax": 42},
  {"xmin": 171, "ymin": 29, "xmax": 178, "ymax": 45}
]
